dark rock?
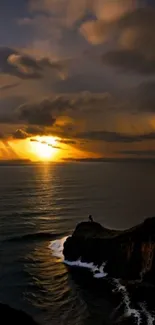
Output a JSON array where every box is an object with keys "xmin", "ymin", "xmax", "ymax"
[
  {"xmin": 63, "ymin": 217, "xmax": 155, "ymax": 283},
  {"xmin": 0, "ymin": 303, "xmax": 38, "ymax": 325}
]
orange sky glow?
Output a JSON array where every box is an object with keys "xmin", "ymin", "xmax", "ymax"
[
  {"xmin": 0, "ymin": 136, "xmax": 98, "ymax": 162},
  {"xmin": 1, "ymin": 1, "xmax": 155, "ymax": 161}
]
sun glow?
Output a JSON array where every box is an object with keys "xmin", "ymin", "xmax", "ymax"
[{"xmin": 30, "ymin": 136, "xmax": 59, "ymax": 161}]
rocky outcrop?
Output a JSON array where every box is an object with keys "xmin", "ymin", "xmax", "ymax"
[
  {"xmin": 63, "ymin": 217, "xmax": 155, "ymax": 283},
  {"xmin": 0, "ymin": 303, "xmax": 38, "ymax": 325}
]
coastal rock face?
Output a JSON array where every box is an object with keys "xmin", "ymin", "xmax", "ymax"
[
  {"xmin": 63, "ymin": 218, "xmax": 155, "ymax": 282},
  {"xmin": 0, "ymin": 303, "xmax": 38, "ymax": 325}
]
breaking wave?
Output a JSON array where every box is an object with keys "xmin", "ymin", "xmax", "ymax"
[
  {"xmin": 5, "ymin": 232, "xmax": 67, "ymax": 243},
  {"xmin": 50, "ymin": 236, "xmax": 155, "ymax": 325},
  {"xmin": 49, "ymin": 236, "xmax": 69, "ymax": 259},
  {"xmin": 64, "ymin": 259, "xmax": 107, "ymax": 278}
]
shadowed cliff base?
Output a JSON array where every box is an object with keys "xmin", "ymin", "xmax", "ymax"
[{"xmin": 0, "ymin": 303, "xmax": 38, "ymax": 325}]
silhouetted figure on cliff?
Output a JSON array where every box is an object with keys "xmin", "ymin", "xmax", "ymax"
[{"xmin": 89, "ymin": 215, "xmax": 94, "ymax": 222}]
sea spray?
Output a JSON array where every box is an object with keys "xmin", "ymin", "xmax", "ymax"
[
  {"xmin": 113, "ymin": 279, "xmax": 142, "ymax": 325},
  {"xmin": 49, "ymin": 236, "xmax": 68, "ymax": 259}
]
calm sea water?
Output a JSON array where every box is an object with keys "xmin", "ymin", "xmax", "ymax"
[{"xmin": 0, "ymin": 162, "xmax": 155, "ymax": 325}]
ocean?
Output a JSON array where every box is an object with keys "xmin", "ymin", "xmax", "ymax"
[{"xmin": 0, "ymin": 162, "xmax": 155, "ymax": 325}]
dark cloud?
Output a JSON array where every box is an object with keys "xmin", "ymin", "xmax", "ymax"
[
  {"xmin": 15, "ymin": 97, "xmax": 75, "ymax": 128},
  {"xmin": 0, "ymin": 96, "xmax": 26, "ymax": 124},
  {"xmin": 30, "ymin": 139, "xmax": 38, "ymax": 143},
  {"xmin": 76, "ymin": 130, "xmax": 155, "ymax": 143},
  {"xmin": 48, "ymin": 144, "xmax": 62, "ymax": 149},
  {"xmin": 6, "ymin": 126, "xmax": 155, "ymax": 145},
  {"xmin": 18, "ymin": 100, "xmax": 56, "ymax": 126},
  {"xmin": 118, "ymin": 150, "xmax": 155, "ymax": 157},
  {"xmin": 1, "ymin": 90, "xmax": 155, "ymax": 145},
  {"xmin": 25, "ymin": 126, "xmax": 45, "ymax": 136},
  {"xmin": 100, "ymin": 8, "xmax": 155, "ymax": 74},
  {"xmin": 102, "ymin": 50, "xmax": 155, "ymax": 75},
  {"xmin": 0, "ymin": 96, "xmax": 69, "ymax": 127},
  {"xmin": 0, "ymin": 93, "xmax": 111, "ymax": 127},
  {"xmin": 0, "ymin": 83, "xmax": 20, "ymax": 91},
  {"xmin": 118, "ymin": 8, "xmax": 155, "ymax": 58},
  {"xmin": 30, "ymin": 138, "xmax": 62, "ymax": 149},
  {"xmin": 134, "ymin": 81, "xmax": 155, "ymax": 112},
  {"xmin": 12, "ymin": 129, "xmax": 29, "ymax": 139},
  {"xmin": 58, "ymin": 139, "xmax": 76, "ymax": 145},
  {"xmin": 63, "ymin": 157, "xmax": 107, "ymax": 162},
  {"xmin": 0, "ymin": 47, "xmax": 65, "ymax": 79}
]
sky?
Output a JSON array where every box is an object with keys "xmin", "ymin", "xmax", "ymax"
[{"xmin": 1, "ymin": 0, "xmax": 155, "ymax": 161}]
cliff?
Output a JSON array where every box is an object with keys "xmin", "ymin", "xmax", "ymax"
[{"xmin": 63, "ymin": 217, "xmax": 155, "ymax": 283}]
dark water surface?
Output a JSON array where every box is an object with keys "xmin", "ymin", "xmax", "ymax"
[{"xmin": 0, "ymin": 162, "xmax": 155, "ymax": 324}]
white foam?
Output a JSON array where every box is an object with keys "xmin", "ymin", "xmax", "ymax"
[
  {"xmin": 64, "ymin": 259, "xmax": 107, "ymax": 278},
  {"xmin": 140, "ymin": 303, "xmax": 155, "ymax": 325},
  {"xmin": 49, "ymin": 236, "xmax": 68, "ymax": 259},
  {"xmin": 113, "ymin": 279, "xmax": 142, "ymax": 325},
  {"xmin": 49, "ymin": 237, "xmax": 107, "ymax": 278}
]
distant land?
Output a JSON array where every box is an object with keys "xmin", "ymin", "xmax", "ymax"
[
  {"xmin": 0, "ymin": 159, "xmax": 32, "ymax": 166},
  {"xmin": 0, "ymin": 158, "xmax": 155, "ymax": 166},
  {"xmin": 63, "ymin": 157, "xmax": 155, "ymax": 163}
]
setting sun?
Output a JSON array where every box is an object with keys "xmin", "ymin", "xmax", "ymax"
[
  {"xmin": 34, "ymin": 142, "xmax": 53, "ymax": 160},
  {"xmin": 30, "ymin": 136, "xmax": 59, "ymax": 161}
]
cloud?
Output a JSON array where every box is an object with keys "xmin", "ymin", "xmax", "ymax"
[
  {"xmin": 30, "ymin": 138, "xmax": 62, "ymax": 149},
  {"xmin": 0, "ymin": 47, "xmax": 66, "ymax": 80},
  {"xmin": 102, "ymin": 49, "xmax": 155, "ymax": 75},
  {"xmin": 0, "ymin": 96, "xmax": 26, "ymax": 124},
  {"xmin": 12, "ymin": 129, "xmax": 29, "ymax": 139},
  {"xmin": 134, "ymin": 81, "xmax": 155, "ymax": 112},
  {"xmin": 29, "ymin": 0, "xmax": 91, "ymax": 26},
  {"xmin": 29, "ymin": 0, "xmax": 133, "ymax": 26},
  {"xmin": 30, "ymin": 138, "xmax": 38, "ymax": 143},
  {"xmin": 0, "ymin": 82, "xmax": 20, "ymax": 91},
  {"xmin": 75, "ymin": 130, "xmax": 155, "ymax": 143},
  {"xmin": 5, "ymin": 93, "xmax": 111, "ymax": 127},
  {"xmin": 80, "ymin": 20, "xmax": 111, "ymax": 45},
  {"xmin": 25, "ymin": 126, "xmax": 46, "ymax": 136},
  {"xmin": 0, "ymin": 98, "xmax": 56, "ymax": 127},
  {"xmin": 79, "ymin": 5, "xmax": 155, "ymax": 76},
  {"xmin": 79, "ymin": 0, "xmax": 134, "ymax": 44},
  {"xmin": 118, "ymin": 8, "xmax": 155, "ymax": 59},
  {"xmin": 7, "ymin": 53, "xmax": 42, "ymax": 78},
  {"xmin": 118, "ymin": 150, "xmax": 155, "ymax": 157},
  {"xmin": 16, "ymin": 97, "xmax": 72, "ymax": 127},
  {"xmin": 0, "ymin": 133, "xmax": 4, "ymax": 139},
  {"xmin": 2, "ymin": 90, "xmax": 155, "ymax": 148},
  {"xmin": 101, "ymin": 8, "xmax": 155, "ymax": 74},
  {"xmin": 48, "ymin": 144, "xmax": 62, "ymax": 149},
  {"xmin": 14, "ymin": 128, "xmax": 76, "ymax": 145},
  {"xmin": 18, "ymin": 101, "xmax": 56, "ymax": 127},
  {"xmin": 58, "ymin": 139, "xmax": 76, "ymax": 145}
]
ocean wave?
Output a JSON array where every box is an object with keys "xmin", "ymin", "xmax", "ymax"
[{"xmin": 5, "ymin": 232, "xmax": 66, "ymax": 243}]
